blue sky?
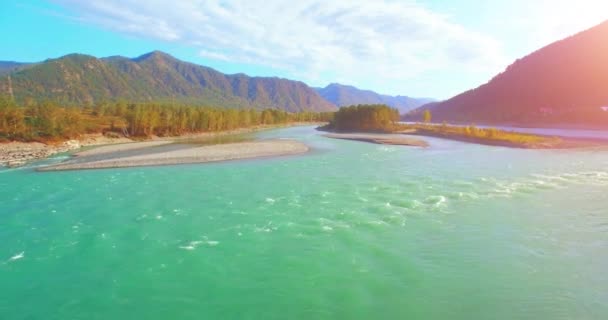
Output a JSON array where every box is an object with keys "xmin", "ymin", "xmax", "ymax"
[{"xmin": 1, "ymin": 0, "xmax": 607, "ymax": 99}]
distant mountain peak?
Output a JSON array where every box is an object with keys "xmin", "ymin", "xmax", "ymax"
[
  {"xmin": 0, "ymin": 61, "xmax": 32, "ymax": 76},
  {"xmin": 316, "ymin": 83, "xmax": 433, "ymax": 114},
  {"xmin": 132, "ymin": 50, "xmax": 176, "ymax": 62},
  {"xmin": 52, "ymin": 53, "xmax": 97, "ymax": 62}
]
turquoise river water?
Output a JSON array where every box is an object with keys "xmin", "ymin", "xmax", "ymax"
[{"xmin": 1, "ymin": 126, "xmax": 608, "ymax": 319}]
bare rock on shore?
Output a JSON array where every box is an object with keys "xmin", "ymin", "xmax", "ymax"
[
  {"xmin": 0, "ymin": 134, "xmax": 133, "ymax": 167},
  {"xmin": 0, "ymin": 142, "xmax": 57, "ymax": 167}
]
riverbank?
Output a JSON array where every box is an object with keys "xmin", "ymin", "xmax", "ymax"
[
  {"xmin": 415, "ymin": 121, "xmax": 608, "ymax": 132},
  {"xmin": 0, "ymin": 122, "xmax": 323, "ymax": 167},
  {"xmin": 318, "ymin": 123, "xmax": 604, "ymax": 149},
  {"xmin": 0, "ymin": 134, "xmax": 133, "ymax": 167},
  {"xmin": 37, "ymin": 139, "xmax": 308, "ymax": 171},
  {"xmin": 323, "ymin": 133, "xmax": 428, "ymax": 147},
  {"xmin": 405, "ymin": 126, "xmax": 603, "ymax": 149}
]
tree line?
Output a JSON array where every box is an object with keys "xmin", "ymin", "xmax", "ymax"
[
  {"xmin": 323, "ymin": 104, "xmax": 400, "ymax": 132},
  {"xmin": 0, "ymin": 96, "xmax": 333, "ymax": 142}
]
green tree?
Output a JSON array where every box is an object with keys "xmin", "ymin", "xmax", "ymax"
[
  {"xmin": 423, "ymin": 110, "xmax": 432, "ymax": 123},
  {"xmin": 0, "ymin": 96, "xmax": 26, "ymax": 139},
  {"xmin": 329, "ymin": 104, "xmax": 399, "ymax": 132},
  {"xmin": 0, "ymin": 98, "xmax": 332, "ymax": 141}
]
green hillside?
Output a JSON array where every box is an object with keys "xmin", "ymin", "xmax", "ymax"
[{"xmin": 0, "ymin": 51, "xmax": 336, "ymax": 112}]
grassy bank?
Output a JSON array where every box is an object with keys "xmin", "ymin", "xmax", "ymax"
[
  {"xmin": 398, "ymin": 123, "xmax": 563, "ymax": 148},
  {"xmin": 316, "ymin": 104, "xmax": 571, "ymax": 148}
]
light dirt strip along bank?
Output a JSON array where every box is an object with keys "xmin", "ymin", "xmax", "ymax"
[
  {"xmin": 38, "ymin": 140, "xmax": 309, "ymax": 171},
  {"xmin": 323, "ymin": 133, "xmax": 428, "ymax": 147}
]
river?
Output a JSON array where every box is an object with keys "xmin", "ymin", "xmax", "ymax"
[{"xmin": 1, "ymin": 126, "xmax": 607, "ymax": 319}]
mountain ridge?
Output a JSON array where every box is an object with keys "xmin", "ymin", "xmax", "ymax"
[
  {"xmin": 0, "ymin": 61, "xmax": 34, "ymax": 76},
  {"xmin": 316, "ymin": 83, "xmax": 433, "ymax": 114},
  {"xmin": 410, "ymin": 20, "xmax": 608, "ymax": 126},
  {"xmin": 0, "ymin": 51, "xmax": 336, "ymax": 112}
]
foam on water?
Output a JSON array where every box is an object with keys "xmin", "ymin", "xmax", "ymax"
[
  {"xmin": 424, "ymin": 195, "xmax": 447, "ymax": 207},
  {"xmin": 8, "ymin": 252, "xmax": 24, "ymax": 262},
  {"xmin": 429, "ymin": 169, "xmax": 608, "ymax": 206},
  {"xmin": 179, "ymin": 240, "xmax": 204, "ymax": 250},
  {"xmin": 206, "ymin": 241, "xmax": 219, "ymax": 246},
  {"xmin": 378, "ymin": 146, "xmax": 397, "ymax": 152}
]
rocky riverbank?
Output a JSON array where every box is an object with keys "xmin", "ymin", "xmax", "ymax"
[
  {"xmin": 1, "ymin": 123, "xmax": 323, "ymax": 168},
  {"xmin": 0, "ymin": 134, "xmax": 133, "ymax": 167}
]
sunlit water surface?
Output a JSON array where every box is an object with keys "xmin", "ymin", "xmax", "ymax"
[{"xmin": 1, "ymin": 126, "xmax": 607, "ymax": 319}]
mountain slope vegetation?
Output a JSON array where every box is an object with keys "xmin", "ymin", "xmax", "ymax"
[
  {"xmin": 411, "ymin": 20, "xmax": 608, "ymax": 126},
  {"xmin": 0, "ymin": 51, "xmax": 336, "ymax": 112}
]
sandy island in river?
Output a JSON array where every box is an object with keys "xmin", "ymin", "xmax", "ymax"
[
  {"xmin": 323, "ymin": 133, "xmax": 429, "ymax": 147},
  {"xmin": 73, "ymin": 140, "xmax": 174, "ymax": 157},
  {"xmin": 38, "ymin": 139, "xmax": 308, "ymax": 171},
  {"xmin": 1, "ymin": 123, "xmax": 322, "ymax": 168}
]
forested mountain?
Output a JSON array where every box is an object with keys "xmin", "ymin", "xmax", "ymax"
[
  {"xmin": 316, "ymin": 83, "xmax": 433, "ymax": 114},
  {"xmin": 410, "ymin": 20, "xmax": 608, "ymax": 126},
  {"xmin": 0, "ymin": 62, "xmax": 32, "ymax": 75},
  {"xmin": 0, "ymin": 51, "xmax": 336, "ymax": 112}
]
